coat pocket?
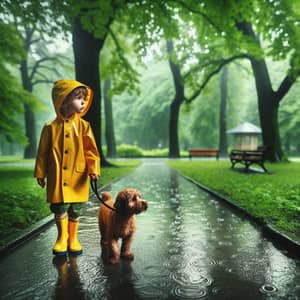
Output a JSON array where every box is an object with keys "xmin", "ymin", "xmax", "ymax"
[{"xmin": 76, "ymin": 162, "xmax": 86, "ymax": 173}]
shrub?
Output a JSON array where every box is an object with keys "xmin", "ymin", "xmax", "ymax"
[{"xmin": 117, "ymin": 144, "xmax": 143, "ymax": 157}]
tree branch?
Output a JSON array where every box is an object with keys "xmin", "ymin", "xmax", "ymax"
[
  {"xmin": 29, "ymin": 37, "xmax": 42, "ymax": 46},
  {"xmin": 275, "ymin": 74, "xmax": 297, "ymax": 103},
  {"xmin": 186, "ymin": 54, "xmax": 248, "ymax": 103},
  {"xmin": 29, "ymin": 56, "xmax": 59, "ymax": 81},
  {"xmin": 275, "ymin": 53, "xmax": 300, "ymax": 103},
  {"xmin": 108, "ymin": 27, "xmax": 132, "ymax": 74},
  {"xmin": 32, "ymin": 79, "xmax": 54, "ymax": 86},
  {"xmin": 166, "ymin": 0, "xmax": 222, "ymax": 32},
  {"xmin": 33, "ymin": 65, "xmax": 61, "ymax": 77}
]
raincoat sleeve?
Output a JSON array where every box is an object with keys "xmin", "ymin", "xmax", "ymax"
[
  {"xmin": 83, "ymin": 123, "xmax": 101, "ymax": 176},
  {"xmin": 34, "ymin": 124, "xmax": 50, "ymax": 179}
]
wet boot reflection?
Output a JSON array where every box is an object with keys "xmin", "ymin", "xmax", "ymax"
[
  {"xmin": 53, "ymin": 255, "xmax": 86, "ymax": 299},
  {"xmin": 103, "ymin": 260, "xmax": 140, "ymax": 300}
]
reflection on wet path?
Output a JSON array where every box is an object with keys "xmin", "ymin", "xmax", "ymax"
[{"xmin": 0, "ymin": 160, "xmax": 300, "ymax": 299}]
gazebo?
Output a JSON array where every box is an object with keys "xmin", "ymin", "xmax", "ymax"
[{"xmin": 227, "ymin": 122, "xmax": 261, "ymax": 150}]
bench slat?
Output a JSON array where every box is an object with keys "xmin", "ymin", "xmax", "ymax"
[{"xmin": 189, "ymin": 149, "xmax": 219, "ymax": 160}]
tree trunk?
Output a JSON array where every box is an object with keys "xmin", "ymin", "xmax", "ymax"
[
  {"xmin": 72, "ymin": 18, "xmax": 109, "ymax": 166},
  {"xmin": 237, "ymin": 22, "xmax": 283, "ymax": 161},
  {"xmin": 167, "ymin": 40, "xmax": 185, "ymax": 158},
  {"xmin": 169, "ymin": 100, "xmax": 181, "ymax": 157},
  {"xmin": 20, "ymin": 32, "xmax": 37, "ymax": 159},
  {"xmin": 23, "ymin": 104, "xmax": 37, "ymax": 158},
  {"xmin": 103, "ymin": 78, "xmax": 117, "ymax": 158},
  {"xmin": 219, "ymin": 66, "xmax": 228, "ymax": 157},
  {"xmin": 249, "ymin": 55, "xmax": 283, "ymax": 161}
]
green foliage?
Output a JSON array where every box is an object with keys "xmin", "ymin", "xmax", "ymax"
[
  {"xmin": 0, "ymin": 21, "xmax": 24, "ymax": 63},
  {"xmin": 113, "ymin": 60, "xmax": 172, "ymax": 149},
  {"xmin": 0, "ymin": 61, "xmax": 41, "ymax": 145},
  {"xmin": 101, "ymin": 22, "xmax": 141, "ymax": 96},
  {"xmin": 116, "ymin": 144, "xmax": 143, "ymax": 157},
  {"xmin": 142, "ymin": 148, "xmax": 170, "ymax": 157},
  {"xmin": 71, "ymin": 0, "xmax": 123, "ymax": 38},
  {"xmin": 168, "ymin": 160, "xmax": 300, "ymax": 242},
  {"xmin": 0, "ymin": 1, "xmax": 69, "ymax": 37},
  {"xmin": 124, "ymin": 0, "xmax": 179, "ymax": 51},
  {"xmin": 186, "ymin": 76, "xmax": 220, "ymax": 148},
  {"xmin": 0, "ymin": 20, "xmax": 34, "ymax": 144},
  {"xmin": 0, "ymin": 166, "xmax": 48, "ymax": 243}
]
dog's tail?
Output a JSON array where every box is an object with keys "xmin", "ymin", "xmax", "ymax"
[{"xmin": 101, "ymin": 192, "xmax": 112, "ymax": 202}]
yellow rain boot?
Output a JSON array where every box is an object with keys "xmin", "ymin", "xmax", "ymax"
[
  {"xmin": 68, "ymin": 219, "xmax": 83, "ymax": 255},
  {"xmin": 53, "ymin": 214, "xmax": 68, "ymax": 256}
]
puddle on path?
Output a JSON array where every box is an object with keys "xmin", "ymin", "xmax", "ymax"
[{"xmin": 0, "ymin": 160, "xmax": 299, "ymax": 299}]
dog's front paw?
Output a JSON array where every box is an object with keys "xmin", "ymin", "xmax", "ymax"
[{"xmin": 121, "ymin": 251, "xmax": 134, "ymax": 261}]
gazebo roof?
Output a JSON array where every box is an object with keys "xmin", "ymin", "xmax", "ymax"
[{"xmin": 227, "ymin": 122, "xmax": 261, "ymax": 134}]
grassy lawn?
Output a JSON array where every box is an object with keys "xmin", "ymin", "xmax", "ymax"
[
  {"xmin": 168, "ymin": 160, "xmax": 300, "ymax": 244},
  {"xmin": 0, "ymin": 159, "xmax": 141, "ymax": 247}
]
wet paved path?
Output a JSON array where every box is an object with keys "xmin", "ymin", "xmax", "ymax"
[{"xmin": 0, "ymin": 160, "xmax": 300, "ymax": 299}]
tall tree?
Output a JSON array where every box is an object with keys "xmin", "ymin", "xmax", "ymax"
[
  {"xmin": 167, "ymin": 40, "xmax": 185, "ymax": 157},
  {"xmin": 236, "ymin": 21, "xmax": 299, "ymax": 161},
  {"xmin": 53, "ymin": 1, "xmax": 140, "ymax": 165},
  {"xmin": 1, "ymin": 1, "xmax": 71, "ymax": 158},
  {"xmin": 72, "ymin": 17, "xmax": 109, "ymax": 165},
  {"xmin": 19, "ymin": 27, "xmax": 65, "ymax": 158},
  {"xmin": 219, "ymin": 66, "xmax": 228, "ymax": 156}
]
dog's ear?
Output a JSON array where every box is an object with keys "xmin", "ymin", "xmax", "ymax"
[
  {"xmin": 101, "ymin": 192, "xmax": 112, "ymax": 202},
  {"xmin": 114, "ymin": 190, "xmax": 130, "ymax": 214}
]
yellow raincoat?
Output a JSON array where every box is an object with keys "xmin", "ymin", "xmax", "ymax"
[{"xmin": 34, "ymin": 80, "xmax": 100, "ymax": 203}]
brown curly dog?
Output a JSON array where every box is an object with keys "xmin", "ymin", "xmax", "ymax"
[{"xmin": 98, "ymin": 189, "xmax": 148, "ymax": 264}]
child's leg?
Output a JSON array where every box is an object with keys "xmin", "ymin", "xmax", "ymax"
[
  {"xmin": 67, "ymin": 204, "xmax": 83, "ymax": 255},
  {"xmin": 50, "ymin": 204, "xmax": 69, "ymax": 256}
]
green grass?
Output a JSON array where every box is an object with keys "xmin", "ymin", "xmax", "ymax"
[
  {"xmin": 0, "ymin": 160, "xmax": 141, "ymax": 247},
  {"xmin": 167, "ymin": 160, "xmax": 300, "ymax": 244}
]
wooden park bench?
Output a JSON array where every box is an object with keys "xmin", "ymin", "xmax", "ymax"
[
  {"xmin": 229, "ymin": 147, "xmax": 268, "ymax": 172},
  {"xmin": 189, "ymin": 149, "xmax": 220, "ymax": 160}
]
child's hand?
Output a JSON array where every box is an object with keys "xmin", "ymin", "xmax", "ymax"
[
  {"xmin": 89, "ymin": 174, "xmax": 99, "ymax": 181},
  {"xmin": 37, "ymin": 178, "xmax": 46, "ymax": 188}
]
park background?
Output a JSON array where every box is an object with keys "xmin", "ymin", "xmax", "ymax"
[{"xmin": 0, "ymin": 1, "xmax": 299, "ymax": 250}]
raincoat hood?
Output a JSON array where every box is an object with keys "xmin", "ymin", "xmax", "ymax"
[{"xmin": 52, "ymin": 79, "xmax": 93, "ymax": 119}]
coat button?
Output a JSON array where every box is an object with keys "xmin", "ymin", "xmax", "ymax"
[
  {"xmin": 66, "ymin": 119, "xmax": 69, "ymax": 123},
  {"xmin": 65, "ymin": 134, "xmax": 69, "ymax": 138},
  {"xmin": 63, "ymin": 182, "xmax": 67, "ymax": 186},
  {"xmin": 63, "ymin": 166, "xmax": 67, "ymax": 170},
  {"xmin": 64, "ymin": 150, "xmax": 68, "ymax": 154}
]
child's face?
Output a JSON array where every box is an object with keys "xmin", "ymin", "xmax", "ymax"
[{"xmin": 62, "ymin": 92, "xmax": 86, "ymax": 118}]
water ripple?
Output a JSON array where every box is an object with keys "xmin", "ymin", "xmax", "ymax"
[
  {"xmin": 170, "ymin": 272, "xmax": 212, "ymax": 287},
  {"xmin": 171, "ymin": 286, "xmax": 207, "ymax": 299},
  {"xmin": 259, "ymin": 283, "xmax": 278, "ymax": 294}
]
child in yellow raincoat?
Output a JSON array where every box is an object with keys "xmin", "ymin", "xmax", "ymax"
[{"xmin": 34, "ymin": 79, "xmax": 100, "ymax": 256}]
